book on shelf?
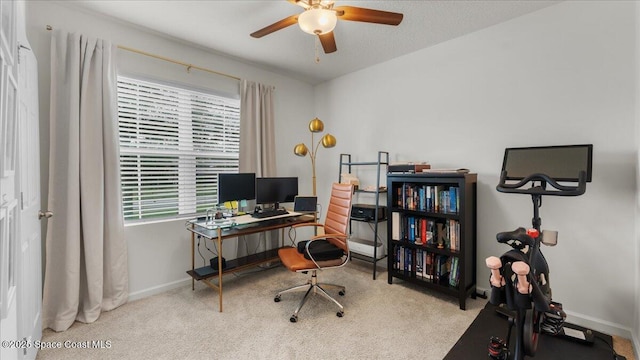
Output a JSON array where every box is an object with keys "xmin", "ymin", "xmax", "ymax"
[
  {"xmin": 388, "ymin": 162, "xmax": 431, "ymax": 173},
  {"xmin": 395, "ymin": 183, "xmax": 460, "ymax": 214},
  {"xmin": 449, "ymin": 257, "xmax": 460, "ymax": 287},
  {"xmin": 408, "ymin": 217, "xmax": 415, "ymax": 242},
  {"xmin": 423, "ymin": 251, "xmax": 433, "ymax": 281},
  {"xmin": 416, "ymin": 249, "xmax": 424, "ymax": 279},
  {"xmin": 391, "ymin": 212, "xmax": 401, "ymax": 240},
  {"xmin": 425, "ymin": 186, "xmax": 432, "ymax": 211},
  {"xmin": 404, "ymin": 247, "xmax": 411, "ymax": 275},
  {"xmin": 421, "ymin": 168, "xmax": 470, "ymax": 174},
  {"xmin": 449, "ymin": 187, "xmax": 457, "ymax": 213}
]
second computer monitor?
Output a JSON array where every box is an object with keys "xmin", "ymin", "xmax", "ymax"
[
  {"xmin": 218, "ymin": 173, "xmax": 256, "ymax": 204},
  {"xmin": 255, "ymin": 177, "xmax": 298, "ymax": 208}
]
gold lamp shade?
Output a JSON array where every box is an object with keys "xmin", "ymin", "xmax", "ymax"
[
  {"xmin": 294, "ymin": 117, "xmax": 336, "ymax": 197},
  {"xmin": 321, "ymin": 134, "xmax": 336, "ymax": 148},
  {"xmin": 293, "ymin": 143, "xmax": 309, "ymax": 156},
  {"xmin": 308, "ymin": 117, "xmax": 324, "ymax": 132}
]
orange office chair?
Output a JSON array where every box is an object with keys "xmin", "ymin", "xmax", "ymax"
[{"xmin": 275, "ymin": 182, "xmax": 353, "ymax": 322}]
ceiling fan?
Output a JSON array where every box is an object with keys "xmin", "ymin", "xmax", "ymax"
[{"xmin": 250, "ymin": 0, "xmax": 404, "ymax": 54}]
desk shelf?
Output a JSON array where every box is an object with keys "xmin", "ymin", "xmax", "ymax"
[
  {"xmin": 187, "ymin": 249, "xmax": 281, "ymax": 280},
  {"xmin": 186, "ymin": 214, "xmax": 314, "ymax": 312}
]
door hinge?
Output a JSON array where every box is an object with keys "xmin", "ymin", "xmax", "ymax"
[{"xmin": 20, "ymin": 192, "xmax": 24, "ymax": 210}]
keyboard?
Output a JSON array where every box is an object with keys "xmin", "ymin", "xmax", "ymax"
[{"xmin": 251, "ymin": 208, "xmax": 289, "ymax": 219}]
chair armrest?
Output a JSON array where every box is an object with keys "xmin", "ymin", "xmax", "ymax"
[{"xmin": 292, "ymin": 222, "xmax": 324, "ymax": 230}]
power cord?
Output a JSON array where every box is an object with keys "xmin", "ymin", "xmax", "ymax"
[
  {"xmin": 196, "ymin": 235, "xmax": 206, "ymax": 267},
  {"xmin": 203, "ymin": 237, "xmax": 217, "ymax": 257},
  {"xmin": 197, "ymin": 235, "xmax": 219, "ymax": 268}
]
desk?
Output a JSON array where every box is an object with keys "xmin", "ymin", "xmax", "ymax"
[{"xmin": 186, "ymin": 212, "xmax": 314, "ymax": 312}]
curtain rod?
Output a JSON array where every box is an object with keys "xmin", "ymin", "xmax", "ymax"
[{"xmin": 46, "ymin": 25, "xmax": 241, "ymax": 82}]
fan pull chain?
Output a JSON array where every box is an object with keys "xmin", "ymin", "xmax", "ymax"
[{"xmin": 315, "ymin": 38, "xmax": 320, "ymax": 64}]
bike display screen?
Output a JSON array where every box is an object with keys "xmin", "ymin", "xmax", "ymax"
[{"xmin": 501, "ymin": 144, "xmax": 593, "ymax": 183}]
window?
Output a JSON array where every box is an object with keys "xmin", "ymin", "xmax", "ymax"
[{"xmin": 117, "ymin": 76, "xmax": 240, "ymax": 223}]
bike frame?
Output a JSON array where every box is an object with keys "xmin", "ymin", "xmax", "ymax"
[{"xmin": 491, "ymin": 171, "xmax": 587, "ymax": 360}]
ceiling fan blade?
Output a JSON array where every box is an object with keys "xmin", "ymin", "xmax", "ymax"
[
  {"xmin": 318, "ymin": 31, "xmax": 337, "ymax": 54},
  {"xmin": 250, "ymin": 14, "xmax": 299, "ymax": 38},
  {"xmin": 334, "ymin": 6, "xmax": 403, "ymax": 26}
]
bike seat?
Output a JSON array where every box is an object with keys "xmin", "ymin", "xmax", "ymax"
[{"xmin": 497, "ymin": 227, "xmax": 535, "ymax": 249}]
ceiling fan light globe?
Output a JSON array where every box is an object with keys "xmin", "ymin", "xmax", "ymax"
[{"xmin": 298, "ymin": 8, "xmax": 337, "ymax": 35}]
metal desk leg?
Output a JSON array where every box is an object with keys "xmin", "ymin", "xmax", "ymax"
[
  {"xmin": 191, "ymin": 228, "xmax": 195, "ymax": 291},
  {"xmin": 217, "ymin": 228, "xmax": 223, "ymax": 312}
]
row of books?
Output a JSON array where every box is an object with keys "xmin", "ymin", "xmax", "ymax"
[
  {"xmin": 392, "ymin": 246, "xmax": 461, "ymax": 287},
  {"xmin": 391, "ymin": 213, "xmax": 461, "ymax": 251},
  {"xmin": 395, "ymin": 183, "xmax": 459, "ymax": 213}
]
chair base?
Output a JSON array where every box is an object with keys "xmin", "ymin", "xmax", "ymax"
[{"xmin": 274, "ymin": 270, "xmax": 345, "ymax": 322}]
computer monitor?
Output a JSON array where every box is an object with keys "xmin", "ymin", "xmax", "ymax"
[
  {"xmin": 255, "ymin": 177, "xmax": 298, "ymax": 209},
  {"xmin": 218, "ymin": 173, "xmax": 256, "ymax": 204},
  {"xmin": 501, "ymin": 144, "xmax": 593, "ymax": 182}
]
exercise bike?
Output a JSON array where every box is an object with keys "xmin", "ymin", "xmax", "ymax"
[{"xmin": 486, "ymin": 144, "xmax": 594, "ymax": 360}]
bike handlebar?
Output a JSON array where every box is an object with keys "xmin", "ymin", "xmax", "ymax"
[{"xmin": 496, "ymin": 171, "xmax": 587, "ymax": 196}]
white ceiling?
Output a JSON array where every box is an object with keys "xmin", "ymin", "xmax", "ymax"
[{"xmin": 66, "ymin": 0, "xmax": 561, "ymax": 85}]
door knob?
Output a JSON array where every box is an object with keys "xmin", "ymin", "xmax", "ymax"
[{"xmin": 38, "ymin": 210, "xmax": 53, "ymax": 220}]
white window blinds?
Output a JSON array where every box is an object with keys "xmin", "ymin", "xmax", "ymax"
[{"xmin": 117, "ymin": 76, "xmax": 240, "ymax": 222}]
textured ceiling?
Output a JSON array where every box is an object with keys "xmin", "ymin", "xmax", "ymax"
[{"xmin": 64, "ymin": 0, "xmax": 561, "ymax": 85}]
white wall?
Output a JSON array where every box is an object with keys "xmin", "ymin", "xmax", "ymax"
[
  {"xmin": 25, "ymin": 1, "xmax": 315, "ymax": 300},
  {"xmin": 314, "ymin": 1, "xmax": 637, "ymax": 339},
  {"xmin": 24, "ymin": 0, "xmax": 640, "ymax": 347}
]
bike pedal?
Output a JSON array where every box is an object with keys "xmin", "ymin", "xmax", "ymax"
[{"xmin": 488, "ymin": 336, "xmax": 509, "ymax": 360}]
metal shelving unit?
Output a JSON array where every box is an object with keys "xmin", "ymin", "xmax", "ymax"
[{"xmin": 338, "ymin": 151, "xmax": 389, "ymax": 279}]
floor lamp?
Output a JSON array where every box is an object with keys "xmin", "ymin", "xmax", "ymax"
[{"xmin": 293, "ymin": 117, "xmax": 336, "ymax": 196}]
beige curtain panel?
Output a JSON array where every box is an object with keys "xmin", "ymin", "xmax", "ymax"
[
  {"xmin": 238, "ymin": 80, "xmax": 278, "ymax": 255},
  {"xmin": 239, "ymin": 79, "xmax": 276, "ymax": 177},
  {"xmin": 42, "ymin": 30, "xmax": 128, "ymax": 332}
]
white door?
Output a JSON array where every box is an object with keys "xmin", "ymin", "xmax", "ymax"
[
  {"xmin": 0, "ymin": 1, "xmax": 42, "ymax": 359},
  {"xmin": 0, "ymin": 0, "xmax": 21, "ymax": 358},
  {"xmin": 16, "ymin": 38, "xmax": 42, "ymax": 360},
  {"xmin": 0, "ymin": 45, "xmax": 41, "ymax": 359}
]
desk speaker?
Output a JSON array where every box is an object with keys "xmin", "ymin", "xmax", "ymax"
[{"xmin": 210, "ymin": 257, "xmax": 227, "ymax": 271}]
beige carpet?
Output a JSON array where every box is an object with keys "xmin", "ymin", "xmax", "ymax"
[{"xmin": 35, "ymin": 261, "xmax": 634, "ymax": 360}]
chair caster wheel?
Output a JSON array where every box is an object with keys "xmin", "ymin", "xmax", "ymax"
[
  {"xmin": 337, "ymin": 311, "xmax": 344, "ymax": 318},
  {"xmin": 274, "ymin": 295, "xmax": 281, "ymax": 302},
  {"xmin": 338, "ymin": 290, "xmax": 345, "ymax": 296},
  {"xmin": 290, "ymin": 315, "xmax": 297, "ymax": 323}
]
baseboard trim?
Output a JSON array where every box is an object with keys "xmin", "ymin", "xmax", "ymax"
[
  {"xmin": 475, "ymin": 286, "xmax": 633, "ymax": 339},
  {"xmin": 128, "ymin": 278, "xmax": 191, "ymax": 302},
  {"xmin": 563, "ymin": 310, "xmax": 633, "ymax": 339}
]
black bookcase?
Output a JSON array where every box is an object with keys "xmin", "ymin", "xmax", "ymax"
[{"xmin": 387, "ymin": 172, "xmax": 477, "ymax": 310}]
